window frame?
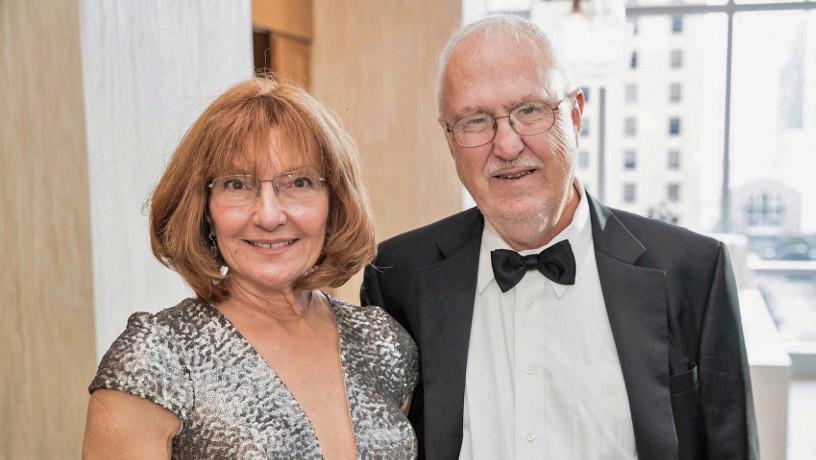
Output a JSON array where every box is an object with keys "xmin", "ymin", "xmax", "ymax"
[{"xmin": 626, "ymin": 0, "xmax": 816, "ymax": 231}]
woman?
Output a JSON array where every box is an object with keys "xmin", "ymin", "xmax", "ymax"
[{"xmin": 83, "ymin": 79, "xmax": 418, "ymax": 459}]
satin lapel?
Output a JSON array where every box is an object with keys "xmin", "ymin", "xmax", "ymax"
[
  {"xmin": 588, "ymin": 196, "xmax": 678, "ymax": 460},
  {"xmin": 416, "ymin": 218, "xmax": 482, "ymax": 460}
]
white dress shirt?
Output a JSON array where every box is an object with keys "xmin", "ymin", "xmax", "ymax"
[{"xmin": 459, "ymin": 184, "xmax": 638, "ymax": 460}]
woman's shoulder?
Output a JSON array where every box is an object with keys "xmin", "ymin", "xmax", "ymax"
[
  {"xmin": 88, "ymin": 298, "xmax": 212, "ymax": 418},
  {"xmin": 328, "ymin": 294, "xmax": 408, "ymax": 338},
  {"xmin": 328, "ymin": 293, "xmax": 419, "ymax": 402}
]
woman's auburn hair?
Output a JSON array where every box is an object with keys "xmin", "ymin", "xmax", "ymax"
[{"xmin": 149, "ymin": 78, "xmax": 376, "ymax": 303}]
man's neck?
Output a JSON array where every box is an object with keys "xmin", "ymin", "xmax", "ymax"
[{"xmin": 492, "ymin": 184, "xmax": 581, "ymax": 251}]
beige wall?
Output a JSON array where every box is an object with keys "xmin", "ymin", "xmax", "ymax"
[
  {"xmin": 0, "ymin": 0, "xmax": 97, "ymax": 457},
  {"xmin": 253, "ymin": 0, "xmax": 312, "ymax": 39},
  {"xmin": 312, "ymin": 0, "xmax": 464, "ymax": 303}
]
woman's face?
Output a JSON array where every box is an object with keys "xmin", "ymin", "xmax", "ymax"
[{"xmin": 208, "ymin": 128, "xmax": 329, "ymax": 296}]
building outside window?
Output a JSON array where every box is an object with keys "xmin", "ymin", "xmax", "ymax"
[
  {"xmin": 624, "ymin": 117, "xmax": 637, "ymax": 136},
  {"xmin": 625, "ymin": 83, "xmax": 637, "ymax": 104},
  {"xmin": 670, "ymin": 49, "xmax": 683, "ymax": 68},
  {"xmin": 672, "ymin": 15, "xmax": 683, "ymax": 34},
  {"xmin": 578, "ymin": 150, "xmax": 590, "ymax": 169},
  {"xmin": 630, "ymin": 50, "xmax": 638, "ymax": 69},
  {"xmin": 669, "ymin": 117, "xmax": 681, "ymax": 135},
  {"xmin": 624, "ymin": 150, "xmax": 637, "ymax": 170},
  {"xmin": 623, "ymin": 183, "xmax": 637, "ymax": 203},
  {"xmin": 745, "ymin": 192, "xmax": 784, "ymax": 227},
  {"xmin": 667, "ymin": 183, "xmax": 682, "ymax": 202},
  {"xmin": 668, "ymin": 150, "xmax": 681, "ymax": 170},
  {"xmin": 581, "ymin": 118, "xmax": 590, "ymax": 137},
  {"xmin": 670, "ymin": 83, "xmax": 682, "ymax": 102},
  {"xmin": 581, "ymin": 86, "xmax": 590, "ymax": 102}
]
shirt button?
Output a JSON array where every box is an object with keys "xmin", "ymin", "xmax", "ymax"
[
  {"xmin": 526, "ymin": 366, "xmax": 535, "ymax": 375},
  {"xmin": 526, "ymin": 432, "xmax": 536, "ymax": 442}
]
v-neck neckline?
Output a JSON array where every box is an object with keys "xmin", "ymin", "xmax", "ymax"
[{"xmin": 204, "ymin": 293, "xmax": 358, "ymax": 458}]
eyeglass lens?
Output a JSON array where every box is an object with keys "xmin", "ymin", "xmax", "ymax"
[
  {"xmin": 209, "ymin": 170, "xmax": 325, "ymax": 207},
  {"xmin": 451, "ymin": 101, "xmax": 559, "ymax": 147}
]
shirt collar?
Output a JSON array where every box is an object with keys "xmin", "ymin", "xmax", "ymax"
[{"xmin": 477, "ymin": 179, "xmax": 592, "ymax": 298}]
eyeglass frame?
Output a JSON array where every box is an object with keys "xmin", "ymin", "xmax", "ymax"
[
  {"xmin": 443, "ymin": 95, "xmax": 573, "ymax": 148},
  {"xmin": 207, "ymin": 169, "xmax": 328, "ymax": 208}
]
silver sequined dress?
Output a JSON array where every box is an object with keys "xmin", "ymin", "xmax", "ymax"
[{"xmin": 89, "ymin": 295, "xmax": 419, "ymax": 459}]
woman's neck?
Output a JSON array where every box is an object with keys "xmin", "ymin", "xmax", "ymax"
[{"xmin": 220, "ymin": 283, "xmax": 317, "ymax": 323}]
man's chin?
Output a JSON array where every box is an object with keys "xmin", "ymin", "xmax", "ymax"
[{"xmin": 480, "ymin": 200, "xmax": 554, "ymax": 230}]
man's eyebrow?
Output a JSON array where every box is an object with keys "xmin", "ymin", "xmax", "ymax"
[
  {"xmin": 504, "ymin": 94, "xmax": 558, "ymax": 110},
  {"xmin": 452, "ymin": 105, "xmax": 491, "ymax": 120}
]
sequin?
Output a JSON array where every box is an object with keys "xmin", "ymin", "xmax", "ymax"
[{"xmin": 89, "ymin": 294, "xmax": 419, "ymax": 459}]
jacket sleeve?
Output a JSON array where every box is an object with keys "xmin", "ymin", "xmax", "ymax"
[
  {"xmin": 360, "ymin": 262, "xmax": 385, "ymax": 308},
  {"xmin": 699, "ymin": 243, "xmax": 759, "ymax": 459}
]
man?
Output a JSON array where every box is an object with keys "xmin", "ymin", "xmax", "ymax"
[{"xmin": 361, "ymin": 15, "xmax": 757, "ymax": 460}]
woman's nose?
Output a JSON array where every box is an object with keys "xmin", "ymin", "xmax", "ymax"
[{"xmin": 252, "ymin": 182, "xmax": 288, "ymax": 229}]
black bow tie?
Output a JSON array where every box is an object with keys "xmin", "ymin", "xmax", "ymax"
[{"xmin": 490, "ymin": 240, "xmax": 576, "ymax": 293}]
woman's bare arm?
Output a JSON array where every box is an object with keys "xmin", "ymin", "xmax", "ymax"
[{"xmin": 82, "ymin": 389, "xmax": 181, "ymax": 460}]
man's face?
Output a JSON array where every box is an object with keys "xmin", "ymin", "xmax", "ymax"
[{"xmin": 440, "ymin": 33, "xmax": 584, "ymax": 249}]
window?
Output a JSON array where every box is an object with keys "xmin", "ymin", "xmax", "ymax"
[
  {"xmin": 744, "ymin": 192, "xmax": 785, "ymax": 227},
  {"xmin": 623, "ymin": 183, "xmax": 637, "ymax": 203},
  {"xmin": 625, "ymin": 83, "xmax": 638, "ymax": 104},
  {"xmin": 669, "ymin": 83, "xmax": 682, "ymax": 102},
  {"xmin": 668, "ymin": 150, "xmax": 681, "ymax": 170},
  {"xmin": 672, "ymin": 15, "xmax": 683, "ymax": 34},
  {"xmin": 629, "ymin": 17, "xmax": 639, "ymax": 36},
  {"xmin": 578, "ymin": 150, "xmax": 590, "ymax": 169},
  {"xmin": 630, "ymin": 50, "xmax": 638, "ymax": 69},
  {"xmin": 581, "ymin": 118, "xmax": 590, "ymax": 137},
  {"xmin": 667, "ymin": 183, "xmax": 681, "ymax": 202},
  {"xmin": 624, "ymin": 117, "xmax": 637, "ymax": 136},
  {"xmin": 581, "ymin": 86, "xmax": 590, "ymax": 103},
  {"xmin": 669, "ymin": 117, "xmax": 681, "ymax": 135},
  {"xmin": 670, "ymin": 49, "xmax": 683, "ymax": 68},
  {"xmin": 624, "ymin": 150, "xmax": 637, "ymax": 170}
]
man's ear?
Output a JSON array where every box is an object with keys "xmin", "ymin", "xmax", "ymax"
[{"xmin": 571, "ymin": 89, "xmax": 585, "ymax": 144}]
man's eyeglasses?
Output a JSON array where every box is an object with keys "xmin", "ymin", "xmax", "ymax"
[
  {"xmin": 445, "ymin": 96, "xmax": 570, "ymax": 148},
  {"xmin": 208, "ymin": 168, "xmax": 327, "ymax": 208}
]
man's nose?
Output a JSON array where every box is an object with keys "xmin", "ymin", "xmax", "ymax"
[
  {"xmin": 492, "ymin": 116, "xmax": 524, "ymax": 160},
  {"xmin": 252, "ymin": 182, "xmax": 288, "ymax": 229}
]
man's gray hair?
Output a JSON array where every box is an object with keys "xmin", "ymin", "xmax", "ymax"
[{"xmin": 436, "ymin": 14, "xmax": 570, "ymax": 117}]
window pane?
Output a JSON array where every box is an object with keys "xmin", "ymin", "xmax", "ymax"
[
  {"xmin": 625, "ymin": 83, "xmax": 638, "ymax": 104},
  {"xmin": 596, "ymin": 13, "xmax": 727, "ymax": 232},
  {"xmin": 668, "ymin": 150, "xmax": 681, "ymax": 170},
  {"xmin": 672, "ymin": 15, "xmax": 684, "ymax": 34},
  {"xmin": 624, "ymin": 183, "xmax": 637, "ymax": 202},
  {"xmin": 669, "ymin": 117, "xmax": 681, "ymax": 135},
  {"xmin": 624, "ymin": 150, "xmax": 637, "ymax": 169},
  {"xmin": 670, "ymin": 49, "xmax": 683, "ymax": 68},
  {"xmin": 670, "ymin": 83, "xmax": 682, "ymax": 102},
  {"xmin": 624, "ymin": 117, "xmax": 637, "ymax": 136},
  {"xmin": 731, "ymin": 10, "xmax": 816, "ymax": 350}
]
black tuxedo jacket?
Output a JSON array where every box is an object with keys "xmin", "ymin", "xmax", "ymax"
[{"xmin": 361, "ymin": 195, "xmax": 758, "ymax": 460}]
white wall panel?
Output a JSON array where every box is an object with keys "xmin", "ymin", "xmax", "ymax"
[{"xmin": 79, "ymin": 0, "xmax": 253, "ymax": 359}]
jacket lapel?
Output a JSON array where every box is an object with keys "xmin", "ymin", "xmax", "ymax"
[
  {"xmin": 416, "ymin": 209, "xmax": 483, "ymax": 460},
  {"xmin": 588, "ymin": 196, "xmax": 678, "ymax": 460}
]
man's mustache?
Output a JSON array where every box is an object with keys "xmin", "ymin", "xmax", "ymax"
[{"xmin": 485, "ymin": 159, "xmax": 542, "ymax": 175}]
